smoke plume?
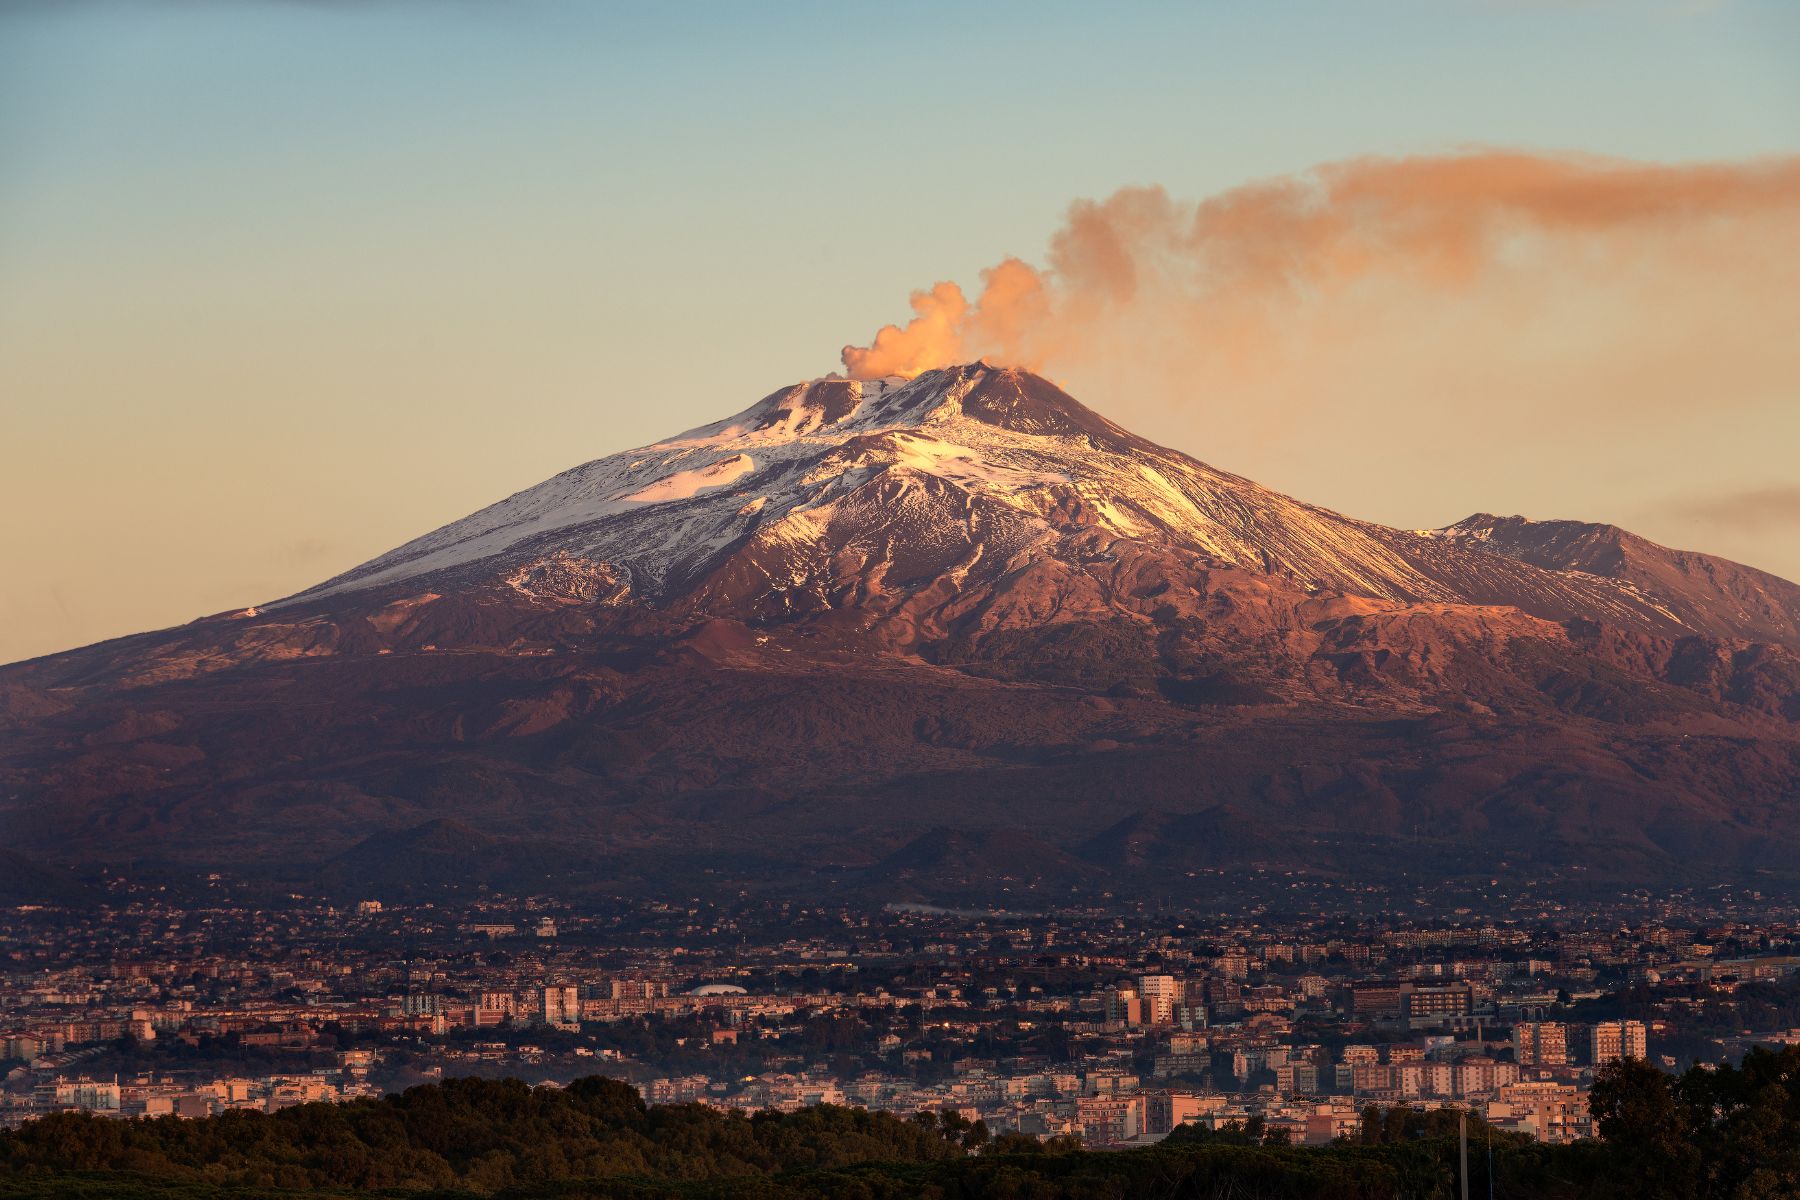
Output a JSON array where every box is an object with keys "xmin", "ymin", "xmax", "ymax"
[{"xmin": 840, "ymin": 151, "xmax": 1800, "ymax": 397}]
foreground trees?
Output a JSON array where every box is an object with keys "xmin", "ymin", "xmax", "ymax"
[
  {"xmin": 0, "ymin": 1077, "xmax": 964, "ymax": 1192},
  {"xmin": 1590, "ymin": 1045, "xmax": 1800, "ymax": 1199},
  {"xmin": 1, "ymin": 1049, "xmax": 1797, "ymax": 1198}
]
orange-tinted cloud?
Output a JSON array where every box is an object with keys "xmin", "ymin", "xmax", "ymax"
[
  {"xmin": 1664, "ymin": 486, "xmax": 1800, "ymax": 531},
  {"xmin": 839, "ymin": 281, "xmax": 968, "ymax": 380},
  {"xmin": 839, "ymin": 151, "xmax": 1800, "ymax": 385}
]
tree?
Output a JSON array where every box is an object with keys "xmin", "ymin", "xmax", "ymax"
[
  {"xmin": 1675, "ymin": 1044, "xmax": 1800, "ymax": 1199},
  {"xmin": 1589, "ymin": 1058, "xmax": 1700, "ymax": 1200}
]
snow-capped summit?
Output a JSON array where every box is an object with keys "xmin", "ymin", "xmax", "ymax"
[
  {"xmin": 279, "ymin": 363, "xmax": 1157, "ymax": 606},
  {"xmin": 9, "ymin": 364, "xmax": 1800, "ymax": 898},
  {"xmin": 281, "ymin": 364, "xmax": 1800, "ymax": 650}
]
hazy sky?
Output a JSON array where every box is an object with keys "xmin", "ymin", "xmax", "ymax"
[{"xmin": 3, "ymin": 0, "xmax": 1798, "ymax": 665}]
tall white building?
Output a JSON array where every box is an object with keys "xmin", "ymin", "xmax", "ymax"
[
  {"xmin": 1590, "ymin": 1020, "xmax": 1648, "ymax": 1066},
  {"xmin": 1138, "ymin": 975, "xmax": 1179, "ymax": 1025},
  {"xmin": 1514, "ymin": 1021, "xmax": 1570, "ymax": 1067},
  {"xmin": 541, "ymin": 985, "xmax": 581, "ymax": 1029}
]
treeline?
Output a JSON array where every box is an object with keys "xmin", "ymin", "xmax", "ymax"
[
  {"xmin": 1590, "ymin": 1044, "xmax": 1800, "ymax": 1200},
  {"xmin": 0, "ymin": 1075, "xmax": 1549, "ymax": 1200},
  {"xmin": 0, "ymin": 1077, "xmax": 962, "ymax": 1192},
  {"xmin": 2, "ymin": 1048, "xmax": 1798, "ymax": 1199}
]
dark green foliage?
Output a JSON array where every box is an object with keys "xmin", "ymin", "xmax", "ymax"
[
  {"xmin": 4, "ymin": 1055, "xmax": 1800, "ymax": 1199},
  {"xmin": 0, "ymin": 1077, "xmax": 961, "ymax": 1194},
  {"xmin": 1164, "ymin": 1113, "xmax": 1291, "ymax": 1146},
  {"xmin": 1351, "ymin": 1104, "xmax": 1524, "ymax": 1148},
  {"xmin": 1590, "ymin": 1044, "xmax": 1800, "ymax": 1199}
]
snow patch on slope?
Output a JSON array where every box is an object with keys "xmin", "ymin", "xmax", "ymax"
[
  {"xmin": 274, "ymin": 363, "xmax": 1722, "ymax": 643},
  {"xmin": 623, "ymin": 454, "xmax": 754, "ymax": 502}
]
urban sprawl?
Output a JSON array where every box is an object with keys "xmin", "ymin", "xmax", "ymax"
[{"xmin": 6, "ymin": 882, "xmax": 1799, "ymax": 1149}]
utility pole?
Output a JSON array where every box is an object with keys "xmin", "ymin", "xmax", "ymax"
[
  {"xmin": 1488, "ymin": 1119, "xmax": 1496, "ymax": 1200},
  {"xmin": 1460, "ymin": 1110, "xmax": 1471, "ymax": 1200}
]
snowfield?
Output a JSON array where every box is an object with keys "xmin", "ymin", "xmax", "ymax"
[{"xmin": 278, "ymin": 364, "xmax": 1733, "ymax": 640}]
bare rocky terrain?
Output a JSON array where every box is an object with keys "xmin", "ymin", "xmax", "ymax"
[{"xmin": 4, "ymin": 364, "xmax": 1798, "ymax": 901}]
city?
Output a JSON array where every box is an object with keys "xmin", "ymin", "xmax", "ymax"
[
  {"xmin": 7, "ymin": 883, "xmax": 1798, "ymax": 1149},
  {"xmin": 6, "ymin": 1, "xmax": 1799, "ymax": 1196}
]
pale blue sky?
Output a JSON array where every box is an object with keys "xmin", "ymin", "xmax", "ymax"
[{"xmin": 3, "ymin": 0, "xmax": 1797, "ymax": 662}]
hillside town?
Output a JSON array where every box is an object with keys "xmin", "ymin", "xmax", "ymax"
[{"xmin": 6, "ymin": 884, "xmax": 1799, "ymax": 1148}]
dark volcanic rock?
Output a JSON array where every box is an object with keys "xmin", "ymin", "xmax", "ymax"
[
  {"xmin": 3, "ymin": 366, "xmax": 1798, "ymax": 900},
  {"xmin": 1439, "ymin": 513, "xmax": 1800, "ymax": 648},
  {"xmin": 0, "ymin": 850, "xmax": 97, "ymax": 908}
]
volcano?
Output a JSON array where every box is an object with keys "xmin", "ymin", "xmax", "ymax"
[{"xmin": 4, "ymin": 364, "xmax": 1799, "ymax": 901}]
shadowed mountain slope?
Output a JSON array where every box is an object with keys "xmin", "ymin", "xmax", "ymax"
[{"xmin": 3, "ymin": 364, "xmax": 1798, "ymax": 901}]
